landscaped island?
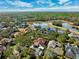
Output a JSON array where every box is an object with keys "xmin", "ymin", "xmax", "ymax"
[{"xmin": 0, "ymin": 12, "xmax": 79, "ymax": 59}]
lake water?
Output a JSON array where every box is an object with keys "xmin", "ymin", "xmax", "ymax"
[
  {"xmin": 62, "ymin": 22, "xmax": 72, "ymax": 29},
  {"xmin": 62, "ymin": 22, "xmax": 79, "ymax": 32},
  {"xmin": 32, "ymin": 22, "xmax": 56, "ymax": 31}
]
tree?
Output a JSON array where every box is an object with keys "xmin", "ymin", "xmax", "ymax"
[
  {"xmin": 3, "ymin": 47, "xmax": 13, "ymax": 59},
  {"xmin": 43, "ymin": 48, "xmax": 58, "ymax": 59},
  {"xmin": 15, "ymin": 34, "xmax": 33, "ymax": 46}
]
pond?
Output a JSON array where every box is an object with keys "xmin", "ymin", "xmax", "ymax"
[
  {"xmin": 32, "ymin": 22, "xmax": 48, "ymax": 28},
  {"xmin": 62, "ymin": 22, "xmax": 72, "ymax": 29},
  {"xmin": 32, "ymin": 22, "xmax": 56, "ymax": 31},
  {"xmin": 62, "ymin": 22, "xmax": 79, "ymax": 32},
  {"xmin": 31, "ymin": 22, "xmax": 79, "ymax": 33}
]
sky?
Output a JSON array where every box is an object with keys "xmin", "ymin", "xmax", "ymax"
[{"xmin": 0, "ymin": 0, "xmax": 79, "ymax": 12}]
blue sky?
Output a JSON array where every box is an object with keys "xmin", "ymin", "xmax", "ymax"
[{"xmin": 0, "ymin": 0, "xmax": 79, "ymax": 12}]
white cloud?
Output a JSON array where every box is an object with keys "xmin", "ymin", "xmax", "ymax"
[
  {"xmin": 15, "ymin": 1, "xmax": 33, "ymax": 7},
  {"xmin": 13, "ymin": 6, "xmax": 79, "ymax": 12},
  {"xmin": 0, "ymin": 6, "xmax": 79, "ymax": 12},
  {"xmin": 63, "ymin": 1, "xmax": 71, "ymax": 6},
  {"xmin": 59, "ymin": 0, "xmax": 69, "ymax": 4},
  {"xmin": 0, "ymin": 0, "xmax": 79, "ymax": 12},
  {"xmin": 5, "ymin": 0, "xmax": 16, "ymax": 6},
  {"xmin": 36, "ymin": 0, "xmax": 54, "ymax": 7},
  {"xmin": 49, "ymin": 3, "xmax": 55, "ymax": 6},
  {"xmin": 37, "ymin": 0, "xmax": 50, "ymax": 4},
  {"xmin": 5, "ymin": 0, "xmax": 33, "ymax": 8}
]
